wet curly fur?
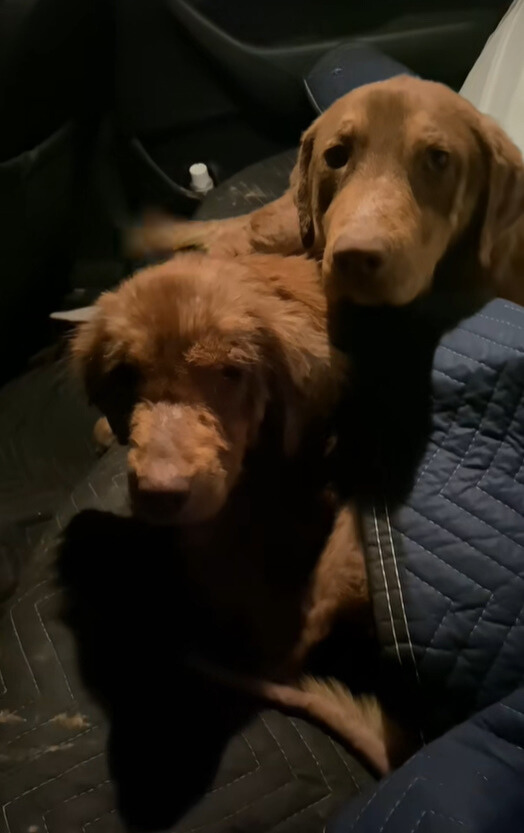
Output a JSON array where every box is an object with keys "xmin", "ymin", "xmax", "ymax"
[
  {"xmin": 71, "ymin": 251, "xmax": 409, "ymax": 773},
  {"xmin": 72, "ymin": 251, "xmax": 342, "ymax": 525}
]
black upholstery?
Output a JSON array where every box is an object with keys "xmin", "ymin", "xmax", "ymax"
[{"xmin": 195, "ymin": 149, "xmax": 296, "ymax": 220}]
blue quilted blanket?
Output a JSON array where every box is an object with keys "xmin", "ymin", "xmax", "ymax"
[
  {"xmin": 329, "ymin": 686, "xmax": 524, "ymax": 833},
  {"xmin": 365, "ymin": 298, "xmax": 524, "ymax": 736},
  {"xmin": 337, "ymin": 298, "xmax": 524, "ymax": 833}
]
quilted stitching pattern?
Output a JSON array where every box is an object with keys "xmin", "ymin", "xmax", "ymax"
[
  {"xmin": 328, "ymin": 687, "xmax": 524, "ymax": 833},
  {"xmin": 0, "ymin": 359, "xmax": 98, "ymax": 606},
  {"xmin": 375, "ymin": 299, "xmax": 524, "ymax": 736},
  {"xmin": 0, "ymin": 415, "xmax": 369, "ymax": 829}
]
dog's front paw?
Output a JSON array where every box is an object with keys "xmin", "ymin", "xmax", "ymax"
[{"xmin": 93, "ymin": 417, "xmax": 115, "ymax": 454}]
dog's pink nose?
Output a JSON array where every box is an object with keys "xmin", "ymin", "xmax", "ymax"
[{"xmin": 332, "ymin": 234, "xmax": 385, "ymax": 279}]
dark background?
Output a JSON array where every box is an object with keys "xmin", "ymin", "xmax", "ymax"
[{"xmin": 0, "ymin": 0, "xmax": 510, "ymax": 381}]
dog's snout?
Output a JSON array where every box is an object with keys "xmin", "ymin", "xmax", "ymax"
[
  {"xmin": 137, "ymin": 472, "xmax": 190, "ymax": 500},
  {"xmin": 333, "ymin": 235, "xmax": 385, "ymax": 279},
  {"xmin": 130, "ymin": 464, "xmax": 190, "ymax": 524}
]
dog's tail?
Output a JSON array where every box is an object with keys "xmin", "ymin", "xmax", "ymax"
[
  {"xmin": 124, "ymin": 212, "xmax": 212, "ymax": 260},
  {"xmin": 185, "ymin": 656, "xmax": 393, "ymax": 776},
  {"xmin": 124, "ymin": 211, "xmax": 251, "ymax": 261}
]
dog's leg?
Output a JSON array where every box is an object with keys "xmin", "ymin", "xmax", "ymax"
[
  {"xmin": 289, "ymin": 503, "xmax": 370, "ymax": 672},
  {"xmin": 125, "ymin": 191, "xmax": 302, "ymax": 261},
  {"xmin": 93, "ymin": 416, "xmax": 115, "ymax": 454}
]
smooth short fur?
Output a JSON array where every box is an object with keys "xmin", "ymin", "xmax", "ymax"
[{"xmin": 128, "ymin": 76, "xmax": 524, "ymax": 310}]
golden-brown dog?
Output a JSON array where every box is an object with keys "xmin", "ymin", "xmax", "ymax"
[
  {"xmin": 128, "ymin": 76, "xmax": 524, "ymax": 310},
  {"xmin": 72, "ymin": 251, "xmax": 404, "ymax": 774},
  {"xmin": 72, "ymin": 251, "xmax": 340, "ymax": 526}
]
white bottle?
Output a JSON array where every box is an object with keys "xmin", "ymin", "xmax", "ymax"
[{"xmin": 189, "ymin": 162, "xmax": 214, "ymax": 195}]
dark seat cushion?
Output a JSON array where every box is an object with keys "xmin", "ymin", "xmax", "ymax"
[
  {"xmin": 0, "ymin": 356, "xmax": 98, "ymax": 606},
  {"xmin": 195, "ymin": 149, "xmax": 296, "ymax": 221}
]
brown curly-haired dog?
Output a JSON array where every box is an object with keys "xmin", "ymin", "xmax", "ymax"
[
  {"xmin": 71, "ymin": 251, "xmax": 405, "ymax": 774},
  {"xmin": 72, "ymin": 252, "xmax": 340, "ymax": 525}
]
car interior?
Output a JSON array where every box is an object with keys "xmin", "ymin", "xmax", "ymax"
[
  {"xmin": 0, "ymin": 1, "xmax": 522, "ymax": 832},
  {"xmin": 0, "ymin": 0, "xmax": 509, "ymax": 380}
]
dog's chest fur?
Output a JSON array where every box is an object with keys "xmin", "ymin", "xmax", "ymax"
[{"xmin": 173, "ymin": 457, "xmax": 337, "ymax": 674}]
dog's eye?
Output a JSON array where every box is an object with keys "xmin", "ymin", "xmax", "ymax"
[
  {"xmin": 324, "ymin": 143, "xmax": 351, "ymax": 170},
  {"xmin": 221, "ymin": 365, "xmax": 244, "ymax": 382},
  {"xmin": 426, "ymin": 147, "xmax": 450, "ymax": 172}
]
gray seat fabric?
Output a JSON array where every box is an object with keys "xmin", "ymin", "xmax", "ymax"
[
  {"xmin": 0, "ymin": 357, "xmax": 98, "ymax": 608},
  {"xmin": 0, "ymin": 444, "xmax": 371, "ymax": 833}
]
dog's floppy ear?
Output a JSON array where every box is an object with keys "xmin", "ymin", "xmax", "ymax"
[
  {"xmin": 70, "ymin": 294, "xmax": 135, "ymax": 440},
  {"xmin": 70, "ymin": 296, "xmax": 114, "ymax": 396},
  {"xmin": 293, "ymin": 123, "xmax": 317, "ymax": 250},
  {"xmin": 476, "ymin": 115, "xmax": 524, "ymax": 274}
]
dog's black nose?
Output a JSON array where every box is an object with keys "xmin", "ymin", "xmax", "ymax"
[{"xmin": 333, "ymin": 234, "xmax": 385, "ymax": 279}]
